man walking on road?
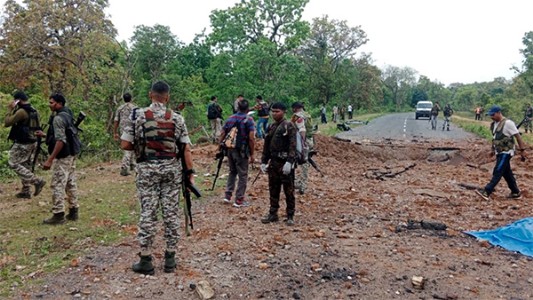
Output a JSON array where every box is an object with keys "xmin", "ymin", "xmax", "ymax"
[
  {"xmin": 430, "ymin": 101, "xmax": 441, "ymax": 130},
  {"xmin": 476, "ymin": 105, "xmax": 527, "ymax": 201}
]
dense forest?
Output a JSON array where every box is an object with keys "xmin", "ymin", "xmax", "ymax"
[{"xmin": 1, "ymin": 0, "xmax": 533, "ymax": 166}]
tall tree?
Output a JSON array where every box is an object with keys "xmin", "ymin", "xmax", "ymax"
[
  {"xmin": 299, "ymin": 15, "xmax": 368, "ymax": 105},
  {"xmin": 208, "ymin": 0, "xmax": 310, "ymax": 56},
  {"xmin": 0, "ymin": 0, "xmax": 119, "ymax": 102},
  {"xmin": 129, "ymin": 24, "xmax": 182, "ymax": 86},
  {"xmin": 381, "ymin": 65, "xmax": 417, "ymax": 111}
]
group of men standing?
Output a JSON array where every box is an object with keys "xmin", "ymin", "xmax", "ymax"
[
  {"xmin": 4, "ymin": 91, "xmax": 80, "ymax": 224},
  {"xmin": 211, "ymin": 96, "xmax": 316, "ymax": 224},
  {"xmin": 113, "ymin": 87, "xmax": 316, "ymax": 275}
]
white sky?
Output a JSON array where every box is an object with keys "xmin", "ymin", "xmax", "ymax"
[{"xmin": 3, "ymin": 0, "xmax": 533, "ymax": 86}]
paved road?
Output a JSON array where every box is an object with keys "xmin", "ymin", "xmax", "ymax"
[{"xmin": 336, "ymin": 112, "xmax": 478, "ymax": 141}]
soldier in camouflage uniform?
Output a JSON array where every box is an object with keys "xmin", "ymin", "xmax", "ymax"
[
  {"xmin": 113, "ymin": 93, "xmax": 137, "ymax": 176},
  {"xmin": 42, "ymin": 94, "xmax": 79, "ymax": 225},
  {"xmin": 291, "ymin": 102, "xmax": 315, "ymax": 195},
  {"xmin": 121, "ymin": 81, "xmax": 195, "ymax": 275},
  {"xmin": 260, "ymin": 102, "xmax": 297, "ymax": 226},
  {"xmin": 4, "ymin": 91, "xmax": 46, "ymax": 199}
]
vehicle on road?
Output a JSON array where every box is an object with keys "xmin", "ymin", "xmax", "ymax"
[{"xmin": 415, "ymin": 101, "xmax": 433, "ymax": 120}]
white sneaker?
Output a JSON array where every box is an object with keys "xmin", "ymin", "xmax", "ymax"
[
  {"xmin": 233, "ymin": 200, "xmax": 250, "ymax": 208},
  {"xmin": 223, "ymin": 198, "xmax": 231, "ymax": 204}
]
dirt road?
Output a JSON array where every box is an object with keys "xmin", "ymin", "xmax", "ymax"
[{"xmin": 12, "ymin": 132, "xmax": 533, "ymax": 299}]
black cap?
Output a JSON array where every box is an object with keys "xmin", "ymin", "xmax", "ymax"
[
  {"xmin": 13, "ymin": 91, "xmax": 28, "ymax": 101},
  {"xmin": 292, "ymin": 102, "xmax": 304, "ymax": 109}
]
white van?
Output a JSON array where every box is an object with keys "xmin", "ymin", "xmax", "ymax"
[{"xmin": 415, "ymin": 101, "xmax": 433, "ymax": 120}]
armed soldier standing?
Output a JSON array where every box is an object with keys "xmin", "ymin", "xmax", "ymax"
[
  {"xmin": 4, "ymin": 91, "xmax": 46, "ymax": 199},
  {"xmin": 121, "ymin": 81, "xmax": 195, "ymax": 275},
  {"xmin": 43, "ymin": 93, "xmax": 80, "ymax": 224},
  {"xmin": 260, "ymin": 102, "xmax": 297, "ymax": 225},
  {"xmin": 113, "ymin": 93, "xmax": 137, "ymax": 176},
  {"xmin": 291, "ymin": 102, "xmax": 315, "ymax": 195}
]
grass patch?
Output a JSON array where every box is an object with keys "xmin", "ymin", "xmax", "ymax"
[
  {"xmin": 0, "ymin": 167, "xmax": 138, "ymax": 296},
  {"xmin": 452, "ymin": 113, "xmax": 533, "ymax": 145}
]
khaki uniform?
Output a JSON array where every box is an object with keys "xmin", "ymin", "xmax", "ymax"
[
  {"xmin": 49, "ymin": 109, "xmax": 79, "ymax": 213},
  {"xmin": 115, "ymin": 102, "xmax": 137, "ymax": 172},
  {"xmin": 122, "ymin": 102, "xmax": 190, "ymax": 253},
  {"xmin": 4, "ymin": 105, "xmax": 45, "ymax": 195},
  {"xmin": 292, "ymin": 111, "xmax": 314, "ymax": 194}
]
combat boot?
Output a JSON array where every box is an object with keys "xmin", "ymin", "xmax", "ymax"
[
  {"xmin": 132, "ymin": 253, "xmax": 155, "ymax": 275},
  {"xmin": 164, "ymin": 251, "xmax": 177, "ymax": 273},
  {"xmin": 261, "ymin": 213, "xmax": 279, "ymax": 224},
  {"xmin": 15, "ymin": 191, "xmax": 31, "ymax": 199},
  {"xmin": 33, "ymin": 179, "xmax": 46, "ymax": 196},
  {"xmin": 66, "ymin": 207, "xmax": 79, "ymax": 221},
  {"xmin": 120, "ymin": 168, "xmax": 129, "ymax": 176},
  {"xmin": 43, "ymin": 212, "xmax": 65, "ymax": 225},
  {"xmin": 285, "ymin": 216, "xmax": 295, "ymax": 226}
]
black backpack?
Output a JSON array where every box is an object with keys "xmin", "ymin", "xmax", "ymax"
[
  {"xmin": 207, "ymin": 103, "xmax": 219, "ymax": 119},
  {"xmin": 8, "ymin": 104, "xmax": 41, "ymax": 143},
  {"xmin": 46, "ymin": 112, "xmax": 82, "ymax": 158}
]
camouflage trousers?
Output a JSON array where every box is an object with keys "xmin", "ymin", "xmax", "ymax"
[
  {"xmin": 210, "ymin": 118, "xmax": 222, "ymax": 141},
  {"xmin": 51, "ymin": 156, "xmax": 79, "ymax": 214},
  {"xmin": 268, "ymin": 159, "xmax": 295, "ymax": 217},
  {"xmin": 121, "ymin": 150, "xmax": 135, "ymax": 172},
  {"xmin": 136, "ymin": 160, "xmax": 182, "ymax": 253},
  {"xmin": 8, "ymin": 142, "xmax": 42, "ymax": 193},
  {"xmin": 295, "ymin": 137, "xmax": 314, "ymax": 193}
]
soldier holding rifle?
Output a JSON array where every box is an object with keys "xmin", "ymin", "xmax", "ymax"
[
  {"xmin": 121, "ymin": 81, "xmax": 196, "ymax": 275},
  {"xmin": 4, "ymin": 91, "xmax": 46, "ymax": 199}
]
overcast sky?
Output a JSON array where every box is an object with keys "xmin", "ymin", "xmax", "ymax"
[{"xmin": 3, "ymin": 0, "xmax": 533, "ymax": 86}]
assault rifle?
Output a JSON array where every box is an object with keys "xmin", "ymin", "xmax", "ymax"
[
  {"xmin": 74, "ymin": 111, "xmax": 86, "ymax": 132},
  {"xmin": 516, "ymin": 116, "xmax": 529, "ymax": 130},
  {"xmin": 211, "ymin": 147, "xmax": 226, "ymax": 190},
  {"xmin": 178, "ymin": 143, "xmax": 201, "ymax": 236},
  {"xmin": 307, "ymin": 150, "xmax": 324, "ymax": 176},
  {"xmin": 31, "ymin": 124, "xmax": 47, "ymax": 172}
]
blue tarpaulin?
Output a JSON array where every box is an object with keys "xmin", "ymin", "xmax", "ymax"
[{"xmin": 465, "ymin": 217, "xmax": 533, "ymax": 257}]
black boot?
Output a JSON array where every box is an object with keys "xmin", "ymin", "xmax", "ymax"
[
  {"xmin": 66, "ymin": 207, "xmax": 79, "ymax": 221},
  {"xmin": 16, "ymin": 191, "xmax": 31, "ymax": 199},
  {"xmin": 285, "ymin": 216, "xmax": 295, "ymax": 226},
  {"xmin": 43, "ymin": 212, "xmax": 65, "ymax": 225},
  {"xmin": 261, "ymin": 213, "xmax": 279, "ymax": 224},
  {"xmin": 164, "ymin": 251, "xmax": 176, "ymax": 273},
  {"xmin": 132, "ymin": 253, "xmax": 155, "ymax": 275}
]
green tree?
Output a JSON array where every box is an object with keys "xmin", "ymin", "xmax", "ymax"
[
  {"xmin": 209, "ymin": 0, "xmax": 310, "ymax": 56},
  {"xmin": 0, "ymin": 0, "xmax": 119, "ymax": 102},
  {"xmin": 381, "ymin": 65, "xmax": 417, "ymax": 111},
  {"xmin": 129, "ymin": 24, "xmax": 182, "ymax": 91},
  {"xmin": 299, "ymin": 15, "xmax": 368, "ymax": 105}
]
